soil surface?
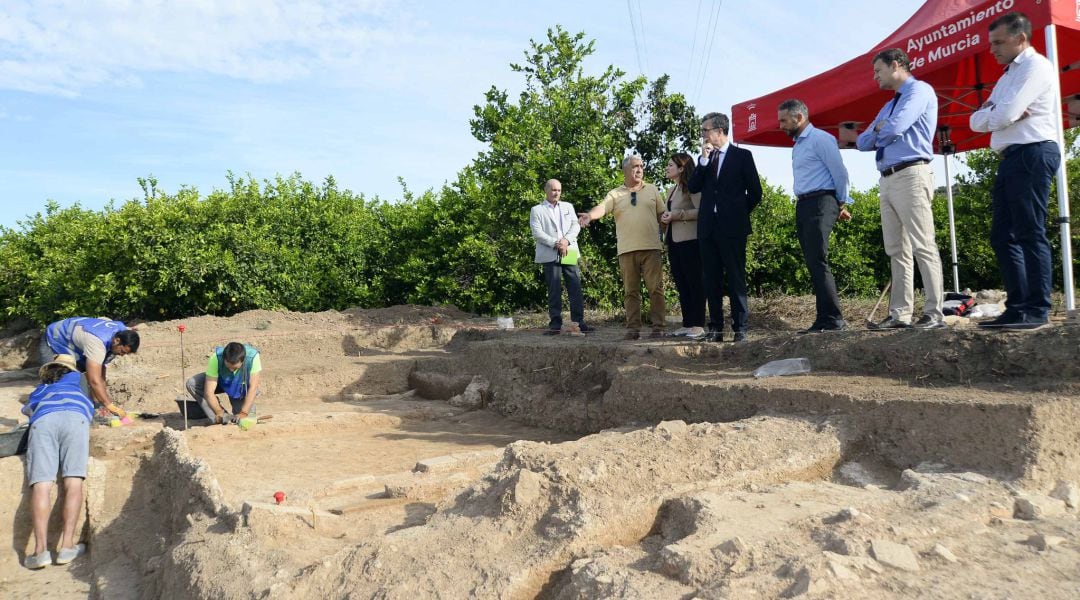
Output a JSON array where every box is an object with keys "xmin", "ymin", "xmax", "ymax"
[{"xmin": 0, "ymin": 297, "xmax": 1076, "ymax": 599}]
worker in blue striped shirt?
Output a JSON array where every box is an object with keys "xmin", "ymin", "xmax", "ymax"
[{"xmin": 20, "ymin": 354, "xmax": 92, "ymax": 570}]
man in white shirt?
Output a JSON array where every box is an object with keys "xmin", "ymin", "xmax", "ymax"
[{"xmin": 969, "ymin": 11, "xmax": 1060, "ymax": 330}]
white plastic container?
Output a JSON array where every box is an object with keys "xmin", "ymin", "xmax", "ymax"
[
  {"xmin": 753, "ymin": 357, "xmax": 811, "ymax": 378},
  {"xmin": 496, "ymin": 317, "xmax": 515, "ymax": 330}
]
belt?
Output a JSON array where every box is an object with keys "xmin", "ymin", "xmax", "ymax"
[
  {"xmin": 879, "ymin": 159, "xmax": 929, "ymax": 178},
  {"xmin": 1002, "ymin": 140, "xmax": 1055, "ymax": 157},
  {"xmin": 796, "ymin": 189, "xmax": 836, "ymax": 202}
]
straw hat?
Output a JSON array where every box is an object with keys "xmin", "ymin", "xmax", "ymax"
[{"xmin": 39, "ymin": 354, "xmax": 78, "ymax": 379}]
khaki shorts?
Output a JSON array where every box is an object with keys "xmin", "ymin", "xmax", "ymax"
[{"xmin": 26, "ymin": 411, "xmax": 90, "ymax": 486}]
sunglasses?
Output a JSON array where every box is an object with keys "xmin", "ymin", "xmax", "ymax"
[{"xmin": 630, "ymin": 191, "xmax": 637, "ymax": 206}]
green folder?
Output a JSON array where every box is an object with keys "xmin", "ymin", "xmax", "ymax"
[{"xmin": 559, "ymin": 247, "xmax": 580, "ymax": 265}]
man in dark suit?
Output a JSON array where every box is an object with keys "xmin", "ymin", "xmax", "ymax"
[{"xmin": 688, "ymin": 112, "xmax": 763, "ymax": 342}]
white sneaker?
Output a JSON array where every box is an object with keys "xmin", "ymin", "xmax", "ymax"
[
  {"xmin": 685, "ymin": 327, "xmax": 706, "ymax": 339},
  {"xmin": 670, "ymin": 327, "xmax": 690, "ymax": 336},
  {"xmin": 55, "ymin": 544, "xmax": 85, "ymax": 565},
  {"xmin": 24, "ymin": 550, "xmax": 50, "ymax": 569}
]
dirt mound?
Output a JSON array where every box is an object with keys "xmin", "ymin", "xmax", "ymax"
[
  {"xmin": 549, "ymin": 470, "xmax": 1080, "ymax": 599},
  {"xmin": 0, "ymin": 330, "xmax": 38, "ymax": 371},
  {"xmin": 281, "ymin": 417, "xmax": 842, "ymax": 599},
  {"xmin": 342, "ymin": 304, "xmax": 473, "ymax": 326}
]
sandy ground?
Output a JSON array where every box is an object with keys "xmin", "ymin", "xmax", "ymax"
[{"xmin": 0, "ymin": 298, "xmax": 1075, "ymax": 598}]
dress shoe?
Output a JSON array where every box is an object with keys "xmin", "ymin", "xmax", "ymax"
[
  {"xmin": 683, "ymin": 326, "xmax": 705, "ymax": 339},
  {"xmin": 802, "ymin": 320, "xmax": 848, "ymax": 334},
  {"xmin": 869, "ymin": 316, "xmax": 911, "ymax": 330},
  {"xmin": 977, "ymin": 310, "xmax": 1021, "ymax": 328},
  {"xmin": 704, "ymin": 330, "xmax": 724, "ymax": 342},
  {"xmin": 732, "ymin": 331, "xmax": 747, "ymax": 343},
  {"xmin": 999, "ymin": 314, "xmax": 1049, "ymax": 330},
  {"xmin": 912, "ymin": 315, "xmax": 945, "ymax": 329},
  {"xmin": 623, "ymin": 329, "xmax": 640, "ymax": 340},
  {"xmin": 579, "ymin": 324, "xmax": 596, "ymax": 334}
]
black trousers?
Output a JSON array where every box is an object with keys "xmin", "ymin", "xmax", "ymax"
[
  {"xmin": 543, "ymin": 261, "xmax": 585, "ymax": 329},
  {"xmin": 667, "ymin": 239, "xmax": 706, "ymax": 327},
  {"xmin": 795, "ymin": 195, "xmax": 843, "ymax": 326},
  {"xmin": 990, "ymin": 141, "xmax": 1059, "ymax": 320},
  {"xmin": 699, "ymin": 233, "xmax": 748, "ymax": 332}
]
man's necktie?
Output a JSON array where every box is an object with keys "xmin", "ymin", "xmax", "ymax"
[
  {"xmin": 876, "ymin": 92, "xmax": 902, "ymax": 162},
  {"xmin": 709, "ymin": 148, "xmax": 722, "ymax": 179}
]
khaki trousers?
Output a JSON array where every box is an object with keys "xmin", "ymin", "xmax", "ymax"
[
  {"xmin": 878, "ymin": 164, "xmax": 944, "ymax": 321},
  {"xmin": 618, "ymin": 250, "xmax": 666, "ymax": 329}
]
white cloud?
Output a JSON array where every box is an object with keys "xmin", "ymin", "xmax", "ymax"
[{"xmin": 0, "ymin": 0, "xmax": 415, "ymax": 94}]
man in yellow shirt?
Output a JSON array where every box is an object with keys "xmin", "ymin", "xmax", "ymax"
[{"xmin": 579, "ymin": 155, "xmax": 667, "ymax": 339}]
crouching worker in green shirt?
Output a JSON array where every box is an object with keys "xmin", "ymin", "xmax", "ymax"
[{"xmin": 184, "ymin": 342, "xmax": 262, "ymax": 425}]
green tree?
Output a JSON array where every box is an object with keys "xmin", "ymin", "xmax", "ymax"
[
  {"xmin": 943, "ymin": 127, "xmax": 1080, "ymax": 292},
  {"xmin": 419, "ymin": 26, "xmax": 700, "ymax": 314}
]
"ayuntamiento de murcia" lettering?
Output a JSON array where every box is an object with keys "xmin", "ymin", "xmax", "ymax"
[{"xmin": 905, "ymin": 0, "xmax": 1015, "ymax": 70}]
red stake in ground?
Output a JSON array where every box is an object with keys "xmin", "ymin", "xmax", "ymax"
[
  {"xmin": 274, "ymin": 491, "xmax": 285, "ymax": 504},
  {"xmin": 178, "ymin": 324, "xmax": 188, "ymax": 429}
]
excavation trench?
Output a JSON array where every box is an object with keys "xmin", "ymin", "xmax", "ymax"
[
  {"xmin": 416, "ymin": 330, "xmax": 1080, "ymax": 486},
  {"xmin": 0, "ymin": 311, "xmax": 1077, "ymax": 598}
]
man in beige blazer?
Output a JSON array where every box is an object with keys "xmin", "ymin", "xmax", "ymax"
[{"xmin": 530, "ymin": 179, "xmax": 592, "ymax": 335}]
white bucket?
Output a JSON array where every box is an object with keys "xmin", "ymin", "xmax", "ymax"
[{"xmin": 496, "ymin": 317, "xmax": 515, "ymax": 330}]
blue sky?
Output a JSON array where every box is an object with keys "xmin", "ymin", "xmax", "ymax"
[{"xmin": 0, "ymin": 0, "xmax": 937, "ymax": 229}]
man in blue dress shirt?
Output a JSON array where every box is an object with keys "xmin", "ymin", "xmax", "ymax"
[
  {"xmin": 857, "ymin": 48, "xmax": 946, "ymax": 330},
  {"xmin": 778, "ymin": 99, "xmax": 851, "ymax": 333}
]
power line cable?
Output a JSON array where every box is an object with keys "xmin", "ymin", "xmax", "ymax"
[
  {"xmin": 698, "ymin": 0, "xmax": 724, "ymax": 102},
  {"xmin": 630, "ymin": 0, "xmax": 648, "ymax": 75},
  {"xmin": 687, "ymin": 0, "xmax": 705, "ymax": 84},
  {"xmin": 694, "ymin": 0, "xmax": 724, "ymax": 104},
  {"xmin": 692, "ymin": 0, "xmax": 719, "ymax": 102},
  {"xmin": 626, "ymin": 0, "xmax": 646, "ymax": 76}
]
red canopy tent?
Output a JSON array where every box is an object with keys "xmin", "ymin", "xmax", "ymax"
[{"xmin": 731, "ymin": 0, "xmax": 1077, "ymax": 310}]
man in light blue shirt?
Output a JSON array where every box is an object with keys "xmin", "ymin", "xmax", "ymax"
[
  {"xmin": 779, "ymin": 99, "xmax": 850, "ymax": 332},
  {"xmin": 857, "ymin": 48, "xmax": 945, "ymax": 330}
]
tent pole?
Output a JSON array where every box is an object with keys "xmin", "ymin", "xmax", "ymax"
[
  {"xmin": 943, "ymin": 154, "xmax": 960, "ymax": 293},
  {"xmin": 1045, "ymin": 24, "xmax": 1076, "ymax": 312}
]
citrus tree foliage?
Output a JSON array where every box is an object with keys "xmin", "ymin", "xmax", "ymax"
[{"xmin": 0, "ymin": 174, "xmax": 391, "ymax": 324}]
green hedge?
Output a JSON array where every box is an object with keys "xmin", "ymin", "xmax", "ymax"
[{"xmin": 7, "ymin": 158, "xmax": 1074, "ymax": 326}]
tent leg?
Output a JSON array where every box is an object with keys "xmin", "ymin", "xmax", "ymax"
[
  {"xmin": 1045, "ymin": 24, "xmax": 1076, "ymax": 312},
  {"xmin": 943, "ymin": 154, "xmax": 960, "ymax": 293}
]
